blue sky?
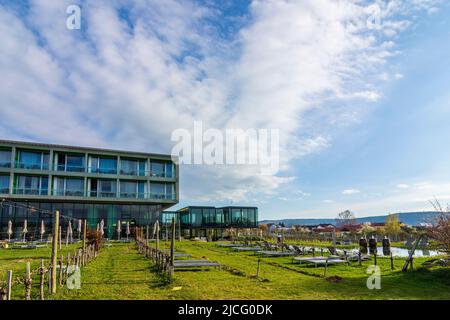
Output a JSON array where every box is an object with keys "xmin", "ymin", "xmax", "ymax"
[{"xmin": 1, "ymin": 0, "xmax": 449, "ymax": 220}]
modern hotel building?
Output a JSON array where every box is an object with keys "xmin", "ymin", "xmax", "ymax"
[
  {"xmin": 0, "ymin": 140, "xmax": 178, "ymax": 238},
  {"xmin": 0, "ymin": 140, "xmax": 258, "ymax": 240}
]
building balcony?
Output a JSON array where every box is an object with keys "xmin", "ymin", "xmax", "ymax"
[
  {"xmin": 0, "ymin": 161, "xmax": 11, "ymax": 168},
  {"xmin": 53, "ymin": 189, "xmax": 85, "ymax": 197},
  {"xmin": 88, "ymin": 167, "xmax": 117, "ymax": 175},
  {"xmin": 15, "ymin": 161, "xmax": 49, "ymax": 171},
  {"xmin": 56, "ymin": 164, "xmax": 86, "ymax": 173},
  {"xmin": 13, "ymin": 187, "xmax": 48, "ymax": 196},
  {"xmin": 0, "ymin": 187, "xmax": 9, "ymax": 194}
]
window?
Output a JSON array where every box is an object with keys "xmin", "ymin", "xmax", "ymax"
[
  {"xmin": 98, "ymin": 179, "xmax": 116, "ymax": 197},
  {"xmin": 120, "ymin": 159, "xmax": 146, "ymax": 176},
  {"xmin": 0, "ymin": 149, "xmax": 11, "ymax": 167},
  {"xmin": 89, "ymin": 156, "xmax": 117, "ymax": 174},
  {"xmin": 232, "ymin": 208, "xmax": 242, "ymax": 225},
  {"xmin": 0, "ymin": 175, "xmax": 10, "ymax": 194},
  {"xmin": 15, "ymin": 175, "xmax": 48, "ymax": 195},
  {"xmin": 17, "ymin": 150, "xmax": 49, "ymax": 170},
  {"xmin": 150, "ymin": 161, "xmax": 174, "ymax": 178},
  {"xmin": 120, "ymin": 181, "xmax": 137, "ymax": 198},
  {"xmin": 150, "ymin": 183, "xmax": 174, "ymax": 200},
  {"xmin": 53, "ymin": 177, "xmax": 84, "ymax": 196},
  {"xmin": 55, "ymin": 153, "xmax": 85, "ymax": 172}
]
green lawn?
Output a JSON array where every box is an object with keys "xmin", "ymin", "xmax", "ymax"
[{"xmin": 1, "ymin": 241, "xmax": 449, "ymax": 300}]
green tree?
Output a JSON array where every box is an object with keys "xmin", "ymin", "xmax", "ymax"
[{"xmin": 385, "ymin": 214, "xmax": 401, "ymax": 239}]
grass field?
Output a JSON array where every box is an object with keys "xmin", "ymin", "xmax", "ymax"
[{"xmin": 1, "ymin": 240, "xmax": 449, "ymax": 300}]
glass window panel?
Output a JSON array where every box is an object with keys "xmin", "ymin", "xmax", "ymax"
[
  {"xmin": 0, "ymin": 175, "xmax": 9, "ymax": 193},
  {"xmin": 150, "ymin": 161, "xmax": 164, "ymax": 177},
  {"xmin": 66, "ymin": 155, "xmax": 84, "ymax": 172},
  {"xmin": 99, "ymin": 158, "xmax": 117, "ymax": 174},
  {"xmin": 19, "ymin": 151, "xmax": 42, "ymax": 169},
  {"xmin": 165, "ymin": 163, "xmax": 173, "ymax": 178},
  {"xmin": 120, "ymin": 181, "xmax": 137, "ymax": 198},
  {"xmin": 0, "ymin": 150, "xmax": 11, "ymax": 167}
]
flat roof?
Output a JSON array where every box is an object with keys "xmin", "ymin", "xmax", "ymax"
[
  {"xmin": 0, "ymin": 139, "xmax": 176, "ymax": 160},
  {"xmin": 175, "ymin": 205, "xmax": 258, "ymax": 212}
]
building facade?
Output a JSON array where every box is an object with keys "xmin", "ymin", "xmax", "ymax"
[
  {"xmin": 0, "ymin": 140, "xmax": 179, "ymax": 239},
  {"xmin": 162, "ymin": 206, "xmax": 258, "ymax": 239}
]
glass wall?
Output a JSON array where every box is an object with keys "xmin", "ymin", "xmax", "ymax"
[
  {"xmin": 53, "ymin": 177, "xmax": 84, "ymax": 196},
  {"xmin": 55, "ymin": 153, "xmax": 85, "ymax": 172},
  {"xmin": 14, "ymin": 175, "xmax": 48, "ymax": 195},
  {"xmin": 0, "ymin": 175, "xmax": 10, "ymax": 194},
  {"xmin": 150, "ymin": 182, "xmax": 175, "ymax": 200},
  {"xmin": 150, "ymin": 161, "xmax": 175, "ymax": 178},
  {"xmin": 119, "ymin": 180, "xmax": 146, "ymax": 199},
  {"xmin": 0, "ymin": 201, "xmax": 162, "ymax": 240},
  {"xmin": 16, "ymin": 150, "xmax": 49, "ymax": 170},
  {"xmin": 120, "ymin": 158, "xmax": 146, "ymax": 176},
  {"xmin": 0, "ymin": 149, "xmax": 11, "ymax": 167},
  {"xmin": 89, "ymin": 179, "xmax": 117, "ymax": 198},
  {"xmin": 89, "ymin": 156, "xmax": 117, "ymax": 174}
]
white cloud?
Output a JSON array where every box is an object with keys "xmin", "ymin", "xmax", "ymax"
[
  {"xmin": 0, "ymin": 0, "xmax": 441, "ymax": 203},
  {"xmin": 342, "ymin": 189, "xmax": 361, "ymax": 195},
  {"xmin": 396, "ymin": 184, "xmax": 409, "ymax": 188},
  {"xmin": 323, "ymin": 199, "xmax": 334, "ymax": 203}
]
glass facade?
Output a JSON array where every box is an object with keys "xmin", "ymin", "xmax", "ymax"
[
  {"xmin": 173, "ymin": 206, "xmax": 258, "ymax": 230},
  {"xmin": 16, "ymin": 150, "xmax": 49, "ymax": 170},
  {"xmin": 14, "ymin": 175, "xmax": 48, "ymax": 195},
  {"xmin": 55, "ymin": 152, "xmax": 85, "ymax": 172},
  {"xmin": 150, "ymin": 182, "xmax": 175, "ymax": 200},
  {"xmin": 89, "ymin": 156, "xmax": 117, "ymax": 174},
  {"xmin": 89, "ymin": 179, "xmax": 117, "ymax": 198},
  {"xmin": 0, "ymin": 201, "xmax": 162, "ymax": 239},
  {"xmin": 0, "ymin": 149, "xmax": 11, "ymax": 167},
  {"xmin": 0, "ymin": 175, "xmax": 10, "ymax": 194},
  {"xmin": 120, "ymin": 158, "xmax": 146, "ymax": 176},
  {"xmin": 53, "ymin": 177, "xmax": 84, "ymax": 196},
  {"xmin": 120, "ymin": 180, "xmax": 146, "ymax": 199},
  {"xmin": 150, "ymin": 160, "xmax": 174, "ymax": 178}
]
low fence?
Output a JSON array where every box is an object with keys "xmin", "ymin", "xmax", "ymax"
[
  {"xmin": 0, "ymin": 243, "xmax": 99, "ymax": 300},
  {"xmin": 136, "ymin": 237, "xmax": 173, "ymax": 278}
]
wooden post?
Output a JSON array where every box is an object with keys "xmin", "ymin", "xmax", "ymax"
[
  {"xmin": 170, "ymin": 217, "xmax": 175, "ymax": 276},
  {"xmin": 59, "ymin": 255, "xmax": 64, "ymax": 286},
  {"xmin": 58, "ymin": 225, "xmax": 62, "ymax": 251},
  {"xmin": 25, "ymin": 262, "xmax": 32, "ymax": 300},
  {"xmin": 39, "ymin": 259, "xmax": 45, "ymax": 300},
  {"xmin": 410, "ymin": 257, "xmax": 414, "ymax": 271},
  {"xmin": 373, "ymin": 252, "xmax": 377, "ymax": 266},
  {"xmin": 156, "ymin": 223, "xmax": 160, "ymax": 251},
  {"xmin": 390, "ymin": 252, "xmax": 394, "ymax": 270},
  {"xmin": 146, "ymin": 225, "xmax": 149, "ymax": 245},
  {"xmin": 66, "ymin": 224, "xmax": 70, "ymax": 247},
  {"xmin": 358, "ymin": 251, "xmax": 362, "ymax": 266},
  {"xmin": 178, "ymin": 216, "xmax": 181, "ymax": 242},
  {"xmin": 257, "ymin": 257, "xmax": 261, "ymax": 278},
  {"xmin": 51, "ymin": 210, "xmax": 59, "ymax": 294},
  {"xmin": 82, "ymin": 219, "xmax": 87, "ymax": 254},
  {"xmin": 6, "ymin": 270, "xmax": 12, "ymax": 300}
]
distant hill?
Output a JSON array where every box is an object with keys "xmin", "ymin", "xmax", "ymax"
[{"xmin": 259, "ymin": 211, "xmax": 440, "ymax": 227}]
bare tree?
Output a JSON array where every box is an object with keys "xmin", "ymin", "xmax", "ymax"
[
  {"xmin": 429, "ymin": 199, "xmax": 450, "ymax": 255},
  {"xmin": 335, "ymin": 210, "xmax": 357, "ymax": 227}
]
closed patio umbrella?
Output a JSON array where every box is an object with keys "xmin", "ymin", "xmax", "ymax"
[
  {"xmin": 7, "ymin": 220, "xmax": 12, "ymax": 242},
  {"xmin": 40, "ymin": 220, "xmax": 45, "ymax": 242},
  {"xmin": 100, "ymin": 219, "xmax": 104, "ymax": 237},
  {"xmin": 66, "ymin": 220, "xmax": 73, "ymax": 246},
  {"xmin": 22, "ymin": 219, "xmax": 28, "ymax": 242},
  {"xmin": 77, "ymin": 219, "xmax": 82, "ymax": 240},
  {"xmin": 126, "ymin": 221, "xmax": 130, "ymax": 241},
  {"xmin": 116, "ymin": 220, "xmax": 121, "ymax": 240}
]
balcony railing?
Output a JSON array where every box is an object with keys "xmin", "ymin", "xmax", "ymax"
[
  {"xmin": 0, "ymin": 187, "xmax": 9, "ymax": 194},
  {"xmin": 53, "ymin": 189, "xmax": 85, "ymax": 197},
  {"xmin": 88, "ymin": 167, "xmax": 117, "ymax": 175},
  {"xmin": 149, "ymin": 193, "xmax": 176, "ymax": 200},
  {"xmin": 119, "ymin": 192, "xmax": 146, "ymax": 199},
  {"xmin": 56, "ymin": 164, "xmax": 86, "ymax": 172},
  {"xmin": 89, "ymin": 191, "xmax": 117, "ymax": 198},
  {"xmin": 14, "ymin": 187, "xmax": 48, "ymax": 196},
  {"xmin": 15, "ymin": 161, "xmax": 49, "ymax": 170},
  {"xmin": 0, "ymin": 161, "xmax": 11, "ymax": 168}
]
